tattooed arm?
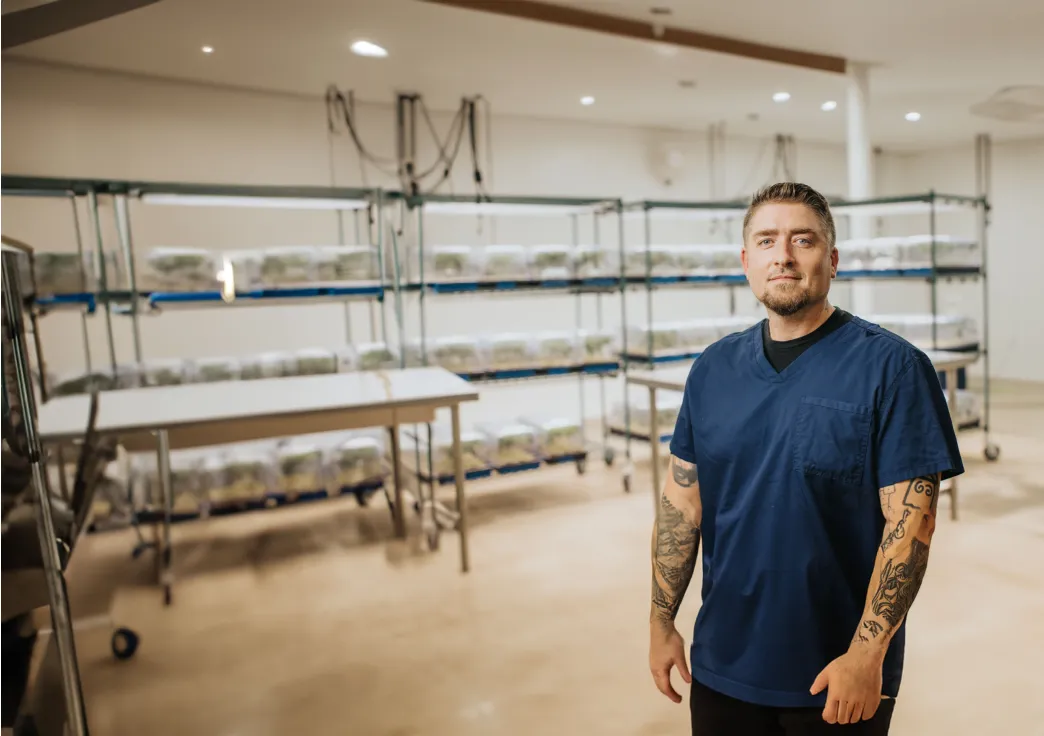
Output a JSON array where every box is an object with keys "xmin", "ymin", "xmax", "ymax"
[
  {"xmin": 810, "ymin": 473, "xmax": 940, "ymax": 724},
  {"xmin": 854, "ymin": 473, "xmax": 939, "ymax": 649},
  {"xmin": 648, "ymin": 455, "xmax": 702, "ymax": 703}
]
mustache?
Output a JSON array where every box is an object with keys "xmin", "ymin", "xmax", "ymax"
[{"xmin": 769, "ymin": 270, "xmax": 802, "ymax": 279}]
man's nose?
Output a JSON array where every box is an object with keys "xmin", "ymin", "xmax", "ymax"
[{"xmin": 773, "ymin": 241, "xmax": 796, "ymax": 265}]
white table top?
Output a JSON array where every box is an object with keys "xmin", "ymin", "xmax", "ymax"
[
  {"xmin": 626, "ymin": 349, "xmax": 980, "ymax": 393},
  {"xmin": 38, "ymin": 367, "xmax": 479, "ymax": 443}
]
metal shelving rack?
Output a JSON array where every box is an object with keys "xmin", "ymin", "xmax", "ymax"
[
  {"xmin": 1, "ymin": 175, "xmax": 401, "ymax": 525},
  {"xmin": 390, "ymin": 192, "xmax": 628, "ymax": 489},
  {"xmin": 613, "ymin": 191, "xmax": 998, "ymax": 485}
]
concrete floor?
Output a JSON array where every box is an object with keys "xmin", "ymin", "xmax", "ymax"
[{"xmin": 61, "ymin": 380, "xmax": 1044, "ymax": 735}]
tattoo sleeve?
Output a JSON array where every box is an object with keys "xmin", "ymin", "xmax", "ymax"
[
  {"xmin": 852, "ymin": 473, "xmax": 939, "ymax": 651},
  {"xmin": 651, "ymin": 456, "xmax": 702, "ymax": 628}
]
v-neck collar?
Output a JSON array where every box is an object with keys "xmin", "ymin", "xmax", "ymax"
[{"xmin": 751, "ymin": 317, "xmax": 855, "ymax": 383}]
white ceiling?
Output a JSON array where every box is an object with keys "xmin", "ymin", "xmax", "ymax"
[{"xmin": 5, "ymin": 0, "xmax": 1043, "ymax": 149}]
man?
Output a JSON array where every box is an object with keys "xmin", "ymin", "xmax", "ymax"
[{"xmin": 648, "ymin": 182, "xmax": 963, "ymax": 734}]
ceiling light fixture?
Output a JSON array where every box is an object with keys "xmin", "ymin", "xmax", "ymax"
[
  {"xmin": 580, "ymin": 96, "xmax": 595, "ymax": 106},
  {"xmin": 905, "ymin": 111, "xmax": 921, "ymax": 122},
  {"xmin": 773, "ymin": 91, "xmax": 791, "ymax": 103},
  {"xmin": 201, "ymin": 45, "xmax": 214, "ymax": 54},
  {"xmin": 351, "ymin": 40, "xmax": 388, "ymax": 58},
  {"xmin": 821, "ymin": 100, "xmax": 837, "ymax": 111}
]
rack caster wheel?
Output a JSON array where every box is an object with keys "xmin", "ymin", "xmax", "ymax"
[
  {"xmin": 603, "ymin": 447, "xmax": 615, "ymax": 467},
  {"xmin": 576, "ymin": 457, "xmax": 587, "ymax": 475},
  {"xmin": 111, "ymin": 628, "xmax": 140, "ymax": 661},
  {"xmin": 984, "ymin": 444, "xmax": 1000, "ymax": 462},
  {"xmin": 163, "ymin": 585, "xmax": 172, "ymax": 607},
  {"xmin": 623, "ymin": 475, "xmax": 632, "ymax": 493},
  {"xmin": 427, "ymin": 530, "xmax": 440, "ymax": 551}
]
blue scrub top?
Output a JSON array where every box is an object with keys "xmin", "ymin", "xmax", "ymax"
[{"xmin": 670, "ymin": 314, "xmax": 964, "ymax": 709}]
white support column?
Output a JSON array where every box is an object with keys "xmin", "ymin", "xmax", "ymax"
[{"xmin": 846, "ymin": 62, "xmax": 875, "ymax": 316}]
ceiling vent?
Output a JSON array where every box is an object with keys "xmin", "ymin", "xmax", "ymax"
[{"xmin": 970, "ymin": 86, "xmax": 1044, "ymax": 124}]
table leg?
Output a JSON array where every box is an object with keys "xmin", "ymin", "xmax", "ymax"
[
  {"xmin": 156, "ymin": 429, "xmax": 174, "ymax": 606},
  {"xmin": 451, "ymin": 404, "xmax": 469, "ymax": 573},
  {"xmin": 388, "ymin": 426, "xmax": 406, "ymax": 538},
  {"xmin": 945, "ymin": 368, "xmax": 959, "ymax": 521},
  {"xmin": 649, "ymin": 385, "xmax": 661, "ymax": 504}
]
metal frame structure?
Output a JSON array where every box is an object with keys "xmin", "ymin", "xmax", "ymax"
[
  {"xmin": 613, "ymin": 190, "xmax": 999, "ymax": 490},
  {"xmin": 390, "ymin": 191, "xmax": 629, "ymax": 505}
]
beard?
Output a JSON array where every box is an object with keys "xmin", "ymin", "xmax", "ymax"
[{"xmin": 759, "ymin": 279, "xmax": 813, "ymax": 317}]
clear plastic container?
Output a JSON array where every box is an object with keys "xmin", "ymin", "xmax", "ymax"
[
  {"xmin": 355, "ymin": 342, "xmax": 399, "ymax": 371},
  {"xmin": 140, "ymin": 248, "xmax": 219, "ymax": 292},
  {"xmin": 677, "ymin": 319, "xmax": 723, "ymax": 350},
  {"xmin": 328, "ymin": 433, "xmax": 386, "ymax": 490},
  {"xmin": 573, "ymin": 245, "xmax": 615, "ymax": 278},
  {"xmin": 521, "ymin": 416, "xmax": 585, "ymax": 458},
  {"xmin": 259, "ymin": 247, "xmax": 316, "ymax": 286},
  {"xmin": 485, "ymin": 333, "xmax": 535, "ymax": 370},
  {"xmin": 292, "ymin": 348, "xmax": 338, "ymax": 376},
  {"xmin": 334, "ymin": 345, "xmax": 358, "ymax": 373},
  {"xmin": 31, "ymin": 252, "xmax": 95, "ymax": 295},
  {"xmin": 671, "ymin": 245, "xmax": 713, "ymax": 274},
  {"xmin": 533, "ymin": 331, "xmax": 580, "ymax": 368},
  {"xmin": 625, "ymin": 322, "xmax": 685, "ymax": 356},
  {"xmin": 276, "ymin": 441, "xmax": 327, "ymax": 497},
  {"xmin": 410, "ymin": 426, "xmax": 491, "ymax": 478},
  {"xmin": 578, "ymin": 329, "xmax": 616, "ymax": 363},
  {"xmin": 49, "ymin": 370, "xmax": 118, "ymax": 397},
  {"xmin": 529, "ymin": 245, "xmax": 572, "ymax": 280},
  {"xmin": 194, "ymin": 357, "xmax": 241, "ymax": 384},
  {"xmin": 899, "ymin": 235, "xmax": 980, "ymax": 269},
  {"xmin": 313, "ymin": 245, "xmax": 379, "ymax": 282},
  {"xmin": 431, "ymin": 336, "xmax": 485, "ymax": 374},
  {"xmin": 704, "ymin": 245, "xmax": 743, "ymax": 273},
  {"xmin": 625, "ymin": 245, "xmax": 678, "ymax": 276},
  {"xmin": 481, "ymin": 245, "xmax": 530, "ymax": 280},
  {"xmin": 206, "ymin": 443, "xmax": 277, "ymax": 506},
  {"xmin": 224, "ymin": 250, "xmax": 263, "ymax": 291},
  {"xmin": 135, "ymin": 450, "xmax": 206, "ymax": 513},
  {"xmin": 142, "ymin": 358, "xmax": 190, "ymax": 387},
  {"xmin": 476, "ymin": 422, "xmax": 540, "ymax": 467},
  {"xmin": 428, "ymin": 246, "xmax": 478, "ymax": 280},
  {"xmin": 615, "ymin": 391, "xmax": 684, "ymax": 439},
  {"xmin": 239, "ymin": 351, "xmax": 293, "ymax": 380}
]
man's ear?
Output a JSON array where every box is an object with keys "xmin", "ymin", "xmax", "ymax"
[{"xmin": 830, "ymin": 246, "xmax": 839, "ymax": 278}]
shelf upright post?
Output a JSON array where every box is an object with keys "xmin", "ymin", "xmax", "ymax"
[
  {"xmin": 87, "ymin": 188, "xmax": 119, "ymax": 377},
  {"xmin": 618, "ymin": 202, "xmax": 632, "ymax": 476},
  {"xmin": 417, "ymin": 198, "xmax": 428, "ymax": 367},
  {"xmin": 929, "ymin": 190, "xmax": 938, "ymax": 351},
  {"xmin": 594, "ymin": 211, "xmax": 609, "ymax": 448},
  {"xmin": 644, "ymin": 204, "xmax": 654, "ymax": 361},
  {"xmin": 976, "ymin": 133, "xmax": 993, "ymax": 451},
  {"xmin": 114, "ymin": 194, "xmax": 144, "ymax": 366},
  {"xmin": 572, "ymin": 212, "xmax": 587, "ymax": 442},
  {"xmin": 68, "ymin": 194, "xmax": 93, "ymax": 375}
]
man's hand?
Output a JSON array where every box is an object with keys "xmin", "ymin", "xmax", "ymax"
[
  {"xmin": 649, "ymin": 624, "xmax": 692, "ymax": 704},
  {"xmin": 809, "ymin": 648, "xmax": 884, "ymax": 724}
]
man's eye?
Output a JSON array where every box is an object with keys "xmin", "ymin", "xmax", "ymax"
[{"xmin": 759, "ymin": 239, "xmax": 772, "ymax": 246}]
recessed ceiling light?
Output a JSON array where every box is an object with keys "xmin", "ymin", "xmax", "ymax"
[
  {"xmin": 580, "ymin": 96, "xmax": 595, "ymax": 106},
  {"xmin": 678, "ymin": 79, "xmax": 696, "ymax": 89},
  {"xmin": 773, "ymin": 91, "xmax": 791, "ymax": 103},
  {"xmin": 650, "ymin": 6, "xmax": 673, "ymax": 15},
  {"xmin": 905, "ymin": 111, "xmax": 921, "ymax": 122},
  {"xmin": 351, "ymin": 40, "xmax": 388, "ymax": 58},
  {"xmin": 821, "ymin": 100, "xmax": 837, "ymax": 111},
  {"xmin": 201, "ymin": 45, "xmax": 214, "ymax": 54}
]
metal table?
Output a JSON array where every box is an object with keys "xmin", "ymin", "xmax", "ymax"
[
  {"xmin": 626, "ymin": 349, "xmax": 979, "ymax": 520},
  {"xmin": 38, "ymin": 368, "xmax": 480, "ymax": 604}
]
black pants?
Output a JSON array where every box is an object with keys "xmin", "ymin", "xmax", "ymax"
[{"xmin": 691, "ymin": 678, "xmax": 895, "ymax": 735}]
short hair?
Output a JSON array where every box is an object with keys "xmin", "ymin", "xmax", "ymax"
[{"xmin": 742, "ymin": 182, "xmax": 836, "ymax": 247}]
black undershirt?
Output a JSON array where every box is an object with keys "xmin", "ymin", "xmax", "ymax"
[{"xmin": 762, "ymin": 307, "xmax": 854, "ymax": 373}]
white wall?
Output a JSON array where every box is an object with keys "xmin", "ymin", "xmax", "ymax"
[{"xmin": 2, "ymin": 60, "xmax": 1037, "ymax": 438}]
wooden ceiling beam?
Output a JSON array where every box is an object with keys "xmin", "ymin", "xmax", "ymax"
[{"xmin": 419, "ymin": 0, "xmax": 847, "ymax": 74}]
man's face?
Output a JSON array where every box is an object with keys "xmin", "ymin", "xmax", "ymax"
[{"xmin": 742, "ymin": 202, "xmax": 838, "ymax": 317}]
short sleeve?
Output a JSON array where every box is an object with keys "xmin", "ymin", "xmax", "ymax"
[
  {"xmin": 668, "ymin": 361, "xmax": 700, "ymax": 464},
  {"xmin": 874, "ymin": 352, "xmax": 964, "ymax": 488}
]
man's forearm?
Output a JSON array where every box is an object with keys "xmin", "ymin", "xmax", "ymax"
[
  {"xmin": 851, "ymin": 474, "xmax": 940, "ymax": 656},
  {"xmin": 650, "ymin": 458, "xmax": 701, "ymax": 629}
]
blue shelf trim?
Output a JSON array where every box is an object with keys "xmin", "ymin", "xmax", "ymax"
[
  {"xmin": 609, "ymin": 427, "xmax": 673, "ymax": 444},
  {"xmin": 147, "ymin": 285, "xmax": 384, "ymax": 306},
  {"xmin": 622, "ymin": 352, "xmax": 702, "ymax": 365},
  {"xmin": 422, "ymin": 452, "xmax": 588, "ymax": 485},
  {"xmin": 458, "ymin": 362, "xmax": 619, "ymax": 382},
  {"xmin": 33, "ymin": 293, "xmax": 97, "ymax": 312},
  {"xmin": 424, "ymin": 277, "xmax": 621, "ymax": 294}
]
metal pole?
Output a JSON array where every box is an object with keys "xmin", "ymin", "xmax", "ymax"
[
  {"xmin": 644, "ymin": 206, "xmax": 654, "ymax": 360},
  {"xmin": 1, "ymin": 253, "xmax": 90, "ymax": 736},
  {"xmin": 114, "ymin": 195, "xmax": 143, "ymax": 365},
  {"xmin": 594, "ymin": 215, "xmax": 609, "ymax": 447},
  {"xmin": 155, "ymin": 429, "xmax": 175, "ymax": 605},
  {"xmin": 87, "ymin": 190, "xmax": 119, "ymax": 376},
  {"xmin": 417, "ymin": 202, "xmax": 428, "ymax": 366},
  {"xmin": 69, "ymin": 196, "xmax": 93, "ymax": 374},
  {"xmin": 929, "ymin": 191, "xmax": 938, "ymax": 351},
  {"xmin": 573, "ymin": 213, "xmax": 586, "ymax": 441},
  {"xmin": 451, "ymin": 403, "xmax": 469, "ymax": 573},
  {"xmin": 976, "ymin": 134, "xmax": 992, "ymax": 449},
  {"xmin": 618, "ymin": 204, "xmax": 632, "ymax": 477}
]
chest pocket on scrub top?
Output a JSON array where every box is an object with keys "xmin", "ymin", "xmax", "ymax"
[{"xmin": 792, "ymin": 396, "xmax": 872, "ymax": 486}]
